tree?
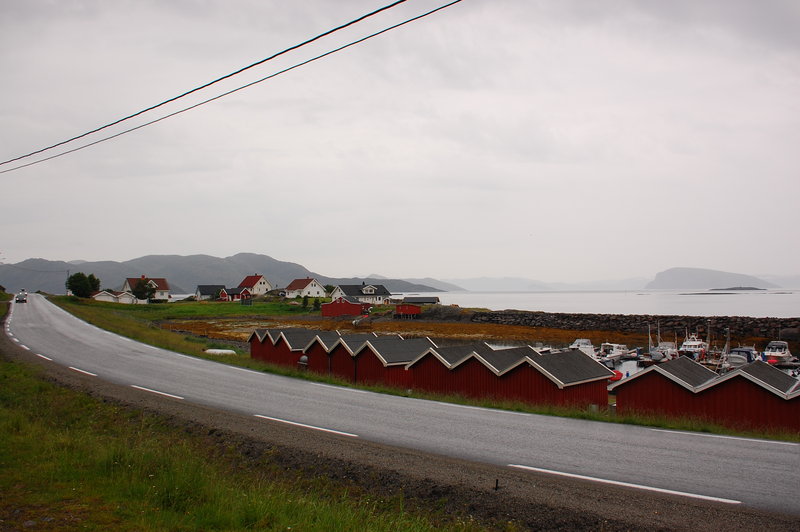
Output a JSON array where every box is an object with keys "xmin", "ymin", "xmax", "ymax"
[
  {"xmin": 302, "ymin": 294, "xmax": 309, "ymax": 309},
  {"xmin": 132, "ymin": 278, "xmax": 156, "ymax": 301},
  {"xmin": 66, "ymin": 272, "xmax": 98, "ymax": 298},
  {"xmin": 313, "ymin": 297, "xmax": 321, "ymax": 311}
]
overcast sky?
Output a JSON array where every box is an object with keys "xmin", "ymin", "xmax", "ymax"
[{"xmin": 2, "ymin": 0, "xmax": 799, "ymax": 282}]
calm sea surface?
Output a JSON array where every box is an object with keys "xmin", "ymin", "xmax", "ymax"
[{"xmin": 400, "ymin": 289, "xmax": 800, "ymax": 318}]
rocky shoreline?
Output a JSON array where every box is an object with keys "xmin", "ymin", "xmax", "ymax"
[{"xmin": 469, "ymin": 310, "xmax": 800, "ymax": 342}]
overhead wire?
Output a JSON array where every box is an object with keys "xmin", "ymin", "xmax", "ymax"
[
  {"xmin": 0, "ymin": 0, "xmax": 409, "ymax": 167},
  {"xmin": 0, "ymin": 0, "xmax": 463, "ymax": 175}
]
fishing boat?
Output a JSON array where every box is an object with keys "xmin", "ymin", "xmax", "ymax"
[
  {"xmin": 569, "ymin": 338, "xmax": 597, "ymax": 358},
  {"xmin": 727, "ymin": 346, "xmax": 759, "ymax": 368},
  {"xmin": 648, "ymin": 323, "xmax": 679, "ymax": 362},
  {"xmin": 679, "ymin": 333, "xmax": 708, "ymax": 360},
  {"xmin": 762, "ymin": 340, "xmax": 794, "ymax": 364},
  {"xmin": 598, "ymin": 342, "xmax": 632, "ymax": 362}
]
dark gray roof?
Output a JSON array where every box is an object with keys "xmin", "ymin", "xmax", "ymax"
[
  {"xmin": 333, "ymin": 333, "xmax": 379, "ymax": 353},
  {"xmin": 739, "ymin": 361, "xmax": 799, "ymax": 394},
  {"xmin": 425, "ymin": 343, "xmax": 494, "ymax": 367},
  {"xmin": 658, "ymin": 355, "xmax": 718, "ymax": 388},
  {"xmin": 278, "ymin": 328, "xmax": 322, "ymax": 350},
  {"xmin": 477, "ymin": 346, "xmax": 535, "ymax": 374},
  {"xmin": 358, "ymin": 337, "xmax": 436, "ymax": 366},
  {"xmin": 304, "ymin": 331, "xmax": 342, "ymax": 351},
  {"xmin": 336, "ymin": 284, "xmax": 392, "ymax": 297},
  {"xmin": 532, "ymin": 350, "xmax": 614, "ymax": 386},
  {"xmin": 196, "ymin": 284, "xmax": 225, "ymax": 296}
]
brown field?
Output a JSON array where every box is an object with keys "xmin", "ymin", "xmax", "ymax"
[{"xmin": 164, "ymin": 316, "xmax": 655, "ymax": 348}]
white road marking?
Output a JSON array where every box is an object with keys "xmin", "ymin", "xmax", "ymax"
[
  {"xmin": 12, "ymin": 337, "xmax": 20, "ymax": 343},
  {"xmin": 442, "ymin": 402, "xmax": 529, "ymax": 417},
  {"xmin": 36, "ymin": 354, "xmax": 53, "ymax": 361},
  {"xmin": 308, "ymin": 382, "xmax": 368, "ymax": 394},
  {"xmin": 651, "ymin": 429, "xmax": 799, "ymax": 447},
  {"xmin": 20, "ymin": 344, "xmax": 30, "ymax": 351},
  {"xmin": 254, "ymin": 414, "xmax": 358, "ymax": 438},
  {"xmin": 69, "ymin": 366, "xmax": 98, "ymax": 377},
  {"xmin": 508, "ymin": 464, "xmax": 741, "ymax": 505},
  {"xmin": 130, "ymin": 385, "xmax": 184, "ymax": 400}
]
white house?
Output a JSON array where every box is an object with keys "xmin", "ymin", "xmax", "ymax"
[
  {"xmin": 284, "ymin": 278, "xmax": 327, "ymax": 299},
  {"xmin": 238, "ymin": 274, "xmax": 272, "ymax": 296},
  {"xmin": 329, "ymin": 283, "xmax": 391, "ymax": 305},
  {"xmin": 122, "ymin": 276, "xmax": 171, "ymax": 300}
]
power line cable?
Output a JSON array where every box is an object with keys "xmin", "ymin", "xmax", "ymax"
[
  {"xmin": 0, "ymin": 0, "xmax": 409, "ymax": 167},
  {"xmin": 0, "ymin": 0, "xmax": 463, "ymax": 175}
]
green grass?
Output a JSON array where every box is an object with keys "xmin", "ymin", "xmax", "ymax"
[
  {"xmin": 48, "ymin": 296, "xmax": 800, "ymax": 442},
  {"xmin": 0, "ymin": 344, "xmax": 489, "ymax": 530}
]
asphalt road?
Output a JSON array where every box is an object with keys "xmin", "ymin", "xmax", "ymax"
[{"xmin": 6, "ymin": 294, "xmax": 800, "ymax": 516}]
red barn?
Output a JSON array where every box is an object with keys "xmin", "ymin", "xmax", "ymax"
[
  {"xmin": 326, "ymin": 333, "xmax": 377, "ymax": 382},
  {"xmin": 353, "ymin": 337, "xmax": 435, "ymax": 388},
  {"xmin": 302, "ymin": 332, "xmax": 342, "ymax": 374},
  {"xmin": 406, "ymin": 343, "xmax": 495, "ymax": 396},
  {"xmin": 248, "ymin": 328, "xmax": 282, "ymax": 363},
  {"xmin": 322, "ymin": 297, "xmax": 371, "ymax": 317},
  {"xmin": 611, "ymin": 358, "xmax": 800, "ymax": 432},
  {"xmin": 269, "ymin": 329, "xmax": 320, "ymax": 368}
]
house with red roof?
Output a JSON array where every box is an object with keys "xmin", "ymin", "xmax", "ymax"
[
  {"xmin": 121, "ymin": 275, "xmax": 170, "ymax": 301},
  {"xmin": 285, "ymin": 278, "xmax": 326, "ymax": 299},
  {"xmin": 238, "ymin": 274, "xmax": 272, "ymax": 296}
]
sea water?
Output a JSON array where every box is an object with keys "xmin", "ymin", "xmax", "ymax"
[{"xmin": 400, "ymin": 289, "xmax": 800, "ymax": 318}]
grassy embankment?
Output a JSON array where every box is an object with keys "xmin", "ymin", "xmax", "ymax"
[
  {"xmin": 49, "ymin": 296, "xmax": 800, "ymax": 441},
  {"xmin": 0, "ymin": 301, "xmax": 489, "ymax": 531}
]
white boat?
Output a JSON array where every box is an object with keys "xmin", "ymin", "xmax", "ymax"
[
  {"xmin": 648, "ymin": 323, "xmax": 679, "ymax": 362},
  {"xmin": 727, "ymin": 346, "xmax": 759, "ymax": 368},
  {"xmin": 569, "ymin": 338, "xmax": 597, "ymax": 358},
  {"xmin": 679, "ymin": 333, "xmax": 708, "ymax": 360},
  {"xmin": 598, "ymin": 342, "xmax": 632, "ymax": 362},
  {"xmin": 762, "ymin": 341, "xmax": 793, "ymax": 363}
]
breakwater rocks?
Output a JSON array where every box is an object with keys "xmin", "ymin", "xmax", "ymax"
[{"xmin": 469, "ymin": 311, "xmax": 800, "ymax": 341}]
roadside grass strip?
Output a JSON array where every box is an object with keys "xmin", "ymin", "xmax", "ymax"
[
  {"xmin": 130, "ymin": 385, "xmax": 184, "ymax": 400},
  {"xmin": 650, "ymin": 429, "xmax": 800, "ymax": 447},
  {"xmin": 508, "ymin": 464, "xmax": 741, "ymax": 505},
  {"xmin": 254, "ymin": 414, "xmax": 358, "ymax": 438}
]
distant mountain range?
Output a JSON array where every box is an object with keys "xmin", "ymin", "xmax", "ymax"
[
  {"xmin": 1, "ymin": 254, "xmax": 795, "ymax": 295},
  {"xmin": 0, "ymin": 253, "xmax": 446, "ymax": 295}
]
